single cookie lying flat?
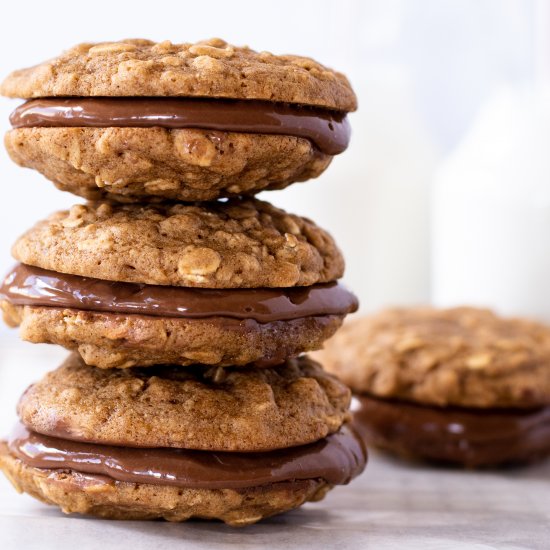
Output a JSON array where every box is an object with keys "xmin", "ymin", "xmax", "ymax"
[
  {"xmin": 2, "ymin": 38, "xmax": 356, "ymax": 201},
  {"xmin": 314, "ymin": 307, "xmax": 550, "ymax": 466},
  {"xmin": 18, "ymin": 354, "xmax": 351, "ymax": 451}
]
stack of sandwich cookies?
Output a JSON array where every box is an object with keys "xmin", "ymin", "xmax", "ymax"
[
  {"xmin": 0, "ymin": 38, "xmax": 366, "ymax": 525},
  {"xmin": 314, "ymin": 307, "xmax": 550, "ymax": 468}
]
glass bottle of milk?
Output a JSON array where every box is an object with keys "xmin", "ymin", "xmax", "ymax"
[{"xmin": 432, "ymin": 87, "xmax": 550, "ymax": 322}]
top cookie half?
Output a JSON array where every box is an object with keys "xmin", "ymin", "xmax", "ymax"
[
  {"xmin": 2, "ymin": 39, "xmax": 355, "ymax": 202},
  {"xmin": 1, "ymin": 38, "xmax": 356, "ymax": 109},
  {"xmin": 314, "ymin": 307, "xmax": 550, "ymax": 408}
]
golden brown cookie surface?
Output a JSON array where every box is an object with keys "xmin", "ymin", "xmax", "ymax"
[
  {"xmin": 1, "ymin": 38, "xmax": 357, "ymax": 111},
  {"xmin": 18, "ymin": 354, "xmax": 351, "ymax": 451},
  {"xmin": 13, "ymin": 199, "xmax": 344, "ymax": 288},
  {"xmin": 5, "ymin": 127, "xmax": 330, "ymax": 202},
  {"xmin": 315, "ymin": 307, "xmax": 550, "ymax": 408},
  {"xmin": 2, "ymin": 302, "xmax": 346, "ymax": 369}
]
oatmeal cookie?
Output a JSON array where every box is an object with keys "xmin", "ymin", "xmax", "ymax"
[{"xmin": 18, "ymin": 354, "xmax": 351, "ymax": 451}]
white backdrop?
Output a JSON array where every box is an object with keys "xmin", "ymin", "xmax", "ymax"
[{"xmin": 0, "ymin": 0, "xmax": 537, "ymax": 335}]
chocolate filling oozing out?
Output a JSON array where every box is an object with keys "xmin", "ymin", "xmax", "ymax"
[
  {"xmin": 10, "ymin": 98, "xmax": 350, "ymax": 156},
  {"xmin": 352, "ymin": 395, "xmax": 550, "ymax": 467},
  {"xmin": 0, "ymin": 264, "xmax": 358, "ymax": 323},
  {"xmin": 8, "ymin": 423, "xmax": 367, "ymax": 490}
]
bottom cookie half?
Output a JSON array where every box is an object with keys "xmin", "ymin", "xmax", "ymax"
[
  {"xmin": 0, "ymin": 443, "xmax": 329, "ymax": 525},
  {"xmin": 0, "ymin": 422, "xmax": 366, "ymax": 525},
  {"xmin": 353, "ymin": 394, "xmax": 550, "ymax": 467},
  {"xmin": 2, "ymin": 303, "xmax": 345, "ymax": 369},
  {"xmin": 5, "ymin": 127, "xmax": 331, "ymax": 202}
]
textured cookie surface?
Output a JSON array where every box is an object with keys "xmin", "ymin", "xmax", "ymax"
[
  {"xmin": 13, "ymin": 199, "xmax": 344, "ymax": 288},
  {"xmin": 5, "ymin": 128, "xmax": 330, "ymax": 202},
  {"xmin": 0, "ymin": 444, "xmax": 329, "ymax": 525},
  {"xmin": 2, "ymin": 302, "xmax": 345, "ymax": 369},
  {"xmin": 314, "ymin": 307, "xmax": 550, "ymax": 408},
  {"xmin": 18, "ymin": 354, "xmax": 350, "ymax": 451},
  {"xmin": 1, "ymin": 38, "xmax": 356, "ymax": 111}
]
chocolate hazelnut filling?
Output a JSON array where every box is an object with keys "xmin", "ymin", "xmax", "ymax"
[
  {"xmin": 8, "ymin": 423, "xmax": 367, "ymax": 490},
  {"xmin": 10, "ymin": 98, "xmax": 350, "ymax": 155},
  {"xmin": 0, "ymin": 264, "xmax": 358, "ymax": 322},
  {"xmin": 352, "ymin": 395, "xmax": 550, "ymax": 466}
]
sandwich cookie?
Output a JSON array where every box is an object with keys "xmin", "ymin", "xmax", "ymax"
[
  {"xmin": 0, "ymin": 354, "xmax": 366, "ymax": 525},
  {"xmin": 2, "ymin": 38, "xmax": 356, "ymax": 202},
  {"xmin": 1, "ymin": 199, "xmax": 357, "ymax": 368},
  {"xmin": 314, "ymin": 307, "xmax": 550, "ymax": 467}
]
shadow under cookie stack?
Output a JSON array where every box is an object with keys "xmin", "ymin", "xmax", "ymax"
[{"xmin": 0, "ymin": 38, "xmax": 366, "ymax": 525}]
